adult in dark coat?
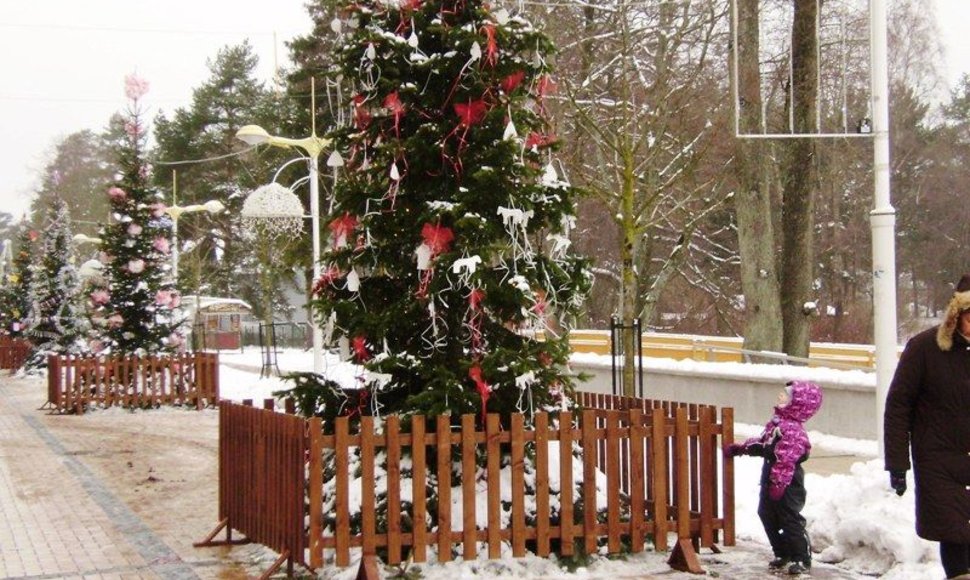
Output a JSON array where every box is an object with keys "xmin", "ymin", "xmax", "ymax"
[{"xmin": 884, "ymin": 273, "xmax": 970, "ymax": 580}]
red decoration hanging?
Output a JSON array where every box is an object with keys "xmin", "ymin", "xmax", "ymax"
[
  {"xmin": 420, "ymin": 222, "xmax": 454, "ymax": 256},
  {"xmin": 454, "ymin": 99, "xmax": 488, "ymax": 127},
  {"xmin": 351, "ymin": 336, "xmax": 371, "ymax": 363},
  {"xmin": 384, "ymin": 91, "xmax": 406, "ymax": 137},
  {"xmin": 501, "ymin": 70, "xmax": 525, "ymax": 95},
  {"xmin": 329, "ymin": 212, "xmax": 359, "ymax": 248},
  {"xmin": 525, "ymin": 132, "xmax": 557, "ymax": 149},
  {"xmin": 312, "ymin": 265, "xmax": 342, "ymax": 296},
  {"xmin": 481, "ymin": 24, "xmax": 498, "ymax": 67},
  {"xmin": 353, "ymin": 94, "xmax": 372, "ymax": 130},
  {"xmin": 469, "ymin": 364, "xmax": 490, "ymax": 423}
]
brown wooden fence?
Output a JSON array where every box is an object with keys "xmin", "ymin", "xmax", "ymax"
[
  {"xmin": 0, "ymin": 336, "xmax": 31, "ymax": 371},
  {"xmin": 45, "ymin": 352, "xmax": 220, "ymax": 413},
  {"xmin": 199, "ymin": 395, "xmax": 734, "ymax": 578}
]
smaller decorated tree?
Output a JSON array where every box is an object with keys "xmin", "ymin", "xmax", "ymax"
[
  {"xmin": 23, "ymin": 198, "xmax": 87, "ymax": 368},
  {"xmin": 89, "ymin": 75, "xmax": 183, "ymax": 355},
  {"xmin": 5, "ymin": 227, "xmax": 38, "ymax": 336}
]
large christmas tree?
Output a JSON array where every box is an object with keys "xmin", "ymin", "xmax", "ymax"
[
  {"xmin": 90, "ymin": 75, "xmax": 183, "ymax": 355},
  {"xmin": 24, "ymin": 198, "xmax": 87, "ymax": 365},
  {"xmin": 304, "ymin": 0, "xmax": 590, "ymax": 422}
]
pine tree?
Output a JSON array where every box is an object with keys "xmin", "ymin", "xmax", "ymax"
[
  {"xmin": 24, "ymin": 198, "xmax": 87, "ymax": 366},
  {"xmin": 91, "ymin": 75, "xmax": 183, "ymax": 355},
  {"xmin": 303, "ymin": 0, "xmax": 591, "ymax": 423},
  {"xmin": 6, "ymin": 227, "xmax": 38, "ymax": 337}
]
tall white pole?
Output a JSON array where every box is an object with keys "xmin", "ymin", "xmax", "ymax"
[
  {"xmin": 870, "ymin": 0, "xmax": 897, "ymax": 456},
  {"xmin": 310, "ymin": 155, "xmax": 324, "ymax": 374},
  {"xmin": 171, "ymin": 171, "xmax": 180, "ymax": 285}
]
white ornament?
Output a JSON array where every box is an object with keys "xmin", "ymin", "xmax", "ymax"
[
  {"xmin": 408, "ymin": 30, "xmax": 419, "ymax": 48},
  {"xmin": 327, "ymin": 150, "xmax": 345, "ymax": 168},
  {"xmin": 542, "ymin": 162, "xmax": 558, "ymax": 185},
  {"xmin": 390, "ymin": 162, "xmax": 401, "ymax": 181},
  {"xmin": 494, "ymin": 8, "xmax": 510, "ymax": 25},
  {"xmin": 451, "ymin": 255, "xmax": 482, "ymax": 275},
  {"xmin": 415, "ymin": 244, "xmax": 432, "ymax": 270},
  {"xmin": 128, "ymin": 259, "xmax": 145, "ymax": 274},
  {"xmin": 503, "ymin": 119, "xmax": 518, "ymax": 141},
  {"xmin": 365, "ymin": 43, "xmax": 377, "ymax": 61},
  {"xmin": 469, "ymin": 42, "xmax": 482, "ymax": 62},
  {"xmin": 331, "ymin": 18, "xmax": 342, "ymax": 33},
  {"xmin": 346, "ymin": 269, "xmax": 360, "ymax": 292}
]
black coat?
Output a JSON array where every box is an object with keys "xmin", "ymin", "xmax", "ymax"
[{"xmin": 884, "ymin": 327, "xmax": 970, "ymax": 542}]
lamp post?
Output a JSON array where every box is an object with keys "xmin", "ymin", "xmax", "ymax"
[
  {"xmin": 236, "ymin": 79, "xmax": 332, "ymax": 374},
  {"xmin": 164, "ymin": 170, "xmax": 225, "ymax": 285}
]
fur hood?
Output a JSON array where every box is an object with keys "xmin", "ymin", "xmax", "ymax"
[{"xmin": 936, "ymin": 273, "xmax": 970, "ymax": 351}]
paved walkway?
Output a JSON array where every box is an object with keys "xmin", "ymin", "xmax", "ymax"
[{"xmin": 0, "ymin": 375, "xmax": 267, "ymax": 580}]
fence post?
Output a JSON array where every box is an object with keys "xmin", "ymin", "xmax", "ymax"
[
  {"xmin": 47, "ymin": 354, "xmax": 60, "ymax": 410},
  {"xmin": 308, "ymin": 417, "xmax": 323, "ymax": 568}
]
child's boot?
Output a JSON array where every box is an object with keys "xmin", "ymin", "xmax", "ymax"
[
  {"xmin": 787, "ymin": 560, "xmax": 811, "ymax": 575},
  {"xmin": 768, "ymin": 557, "xmax": 790, "ymax": 571}
]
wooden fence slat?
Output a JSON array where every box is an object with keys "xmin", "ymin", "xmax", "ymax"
[
  {"xmin": 334, "ymin": 417, "xmax": 350, "ymax": 567},
  {"xmin": 652, "ymin": 407, "xmax": 669, "ymax": 551},
  {"xmin": 436, "ymin": 415, "xmax": 452, "ymax": 562},
  {"xmin": 386, "ymin": 416, "xmax": 402, "ymax": 565},
  {"xmin": 361, "ymin": 417, "xmax": 376, "ymax": 557},
  {"xmin": 308, "ymin": 417, "xmax": 323, "ymax": 569},
  {"xmin": 581, "ymin": 410, "xmax": 597, "ymax": 556},
  {"xmin": 675, "ymin": 407, "xmax": 690, "ymax": 541},
  {"xmin": 534, "ymin": 412, "xmax": 550, "ymax": 557},
  {"xmin": 486, "ymin": 413, "xmax": 501, "ymax": 559},
  {"xmin": 511, "ymin": 413, "xmax": 526, "ymax": 558},
  {"xmin": 606, "ymin": 411, "xmax": 621, "ymax": 553},
  {"xmin": 412, "ymin": 416, "xmax": 428, "ymax": 563},
  {"xmin": 722, "ymin": 407, "xmax": 735, "ymax": 546},
  {"xmin": 461, "ymin": 414, "xmax": 477, "ymax": 561},
  {"xmin": 559, "ymin": 412, "xmax": 574, "ymax": 557},
  {"xmin": 628, "ymin": 409, "xmax": 645, "ymax": 553},
  {"xmin": 699, "ymin": 406, "xmax": 715, "ymax": 547}
]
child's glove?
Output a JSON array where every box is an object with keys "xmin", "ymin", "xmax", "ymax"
[
  {"xmin": 889, "ymin": 471, "xmax": 907, "ymax": 496},
  {"xmin": 768, "ymin": 481, "xmax": 786, "ymax": 501},
  {"xmin": 724, "ymin": 443, "xmax": 745, "ymax": 457}
]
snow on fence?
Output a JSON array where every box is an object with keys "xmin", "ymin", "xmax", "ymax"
[
  {"xmin": 45, "ymin": 352, "xmax": 220, "ymax": 413},
  {"xmin": 0, "ymin": 336, "xmax": 30, "ymax": 370},
  {"xmin": 197, "ymin": 394, "xmax": 735, "ymax": 578}
]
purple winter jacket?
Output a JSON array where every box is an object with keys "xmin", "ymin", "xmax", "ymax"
[{"xmin": 739, "ymin": 381, "xmax": 823, "ymax": 496}]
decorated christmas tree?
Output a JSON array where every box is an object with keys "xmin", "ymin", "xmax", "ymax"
[
  {"xmin": 24, "ymin": 198, "xmax": 87, "ymax": 366},
  {"xmin": 89, "ymin": 75, "xmax": 183, "ymax": 355},
  {"xmin": 6, "ymin": 227, "xmax": 38, "ymax": 337},
  {"xmin": 299, "ymin": 0, "xmax": 591, "ymax": 423}
]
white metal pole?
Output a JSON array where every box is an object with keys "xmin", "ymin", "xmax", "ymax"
[
  {"xmin": 870, "ymin": 0, "xmax": 897, "ymax": 456},
  {"xmin": 172, "ymin": 216, "xmax": 180, "ymax": 284},
  {"xmin": 309, "ymin": 155, "xmax": 324, "ymax": 374}
]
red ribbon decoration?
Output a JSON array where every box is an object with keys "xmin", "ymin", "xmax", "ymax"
[
  {"xmin": 469, "ymin": 364, "xmax": 490, "ymax": 424},
  {"xmin": 312, "ymin": 265, "xmax": 342, "ymax": 297},
  {"xmin": 467, "ymin": 288, "xmax": 485, "ymax": 355},
  {"xmin": 351, "ymin": 336, "xmax": 371, "ymax": 363},
  {"xmin": 454, "ymin": 99, "xmax": 488, "ymax": 127},
  {"xmin": 502, "ymin": 70, "xmax": 525, "ymax": 95},
  {"xmin": 481, "ymin": 24, "xmax": 498, "ymax": 68},
  {"xmin": 525, "ymin": 132, "xmax": 557, "ymax": 149},
  {"xmin": 384, "ymin": 91, "xmax": 406, "ymax": 137},
  {"xmin": 421, "ymin": 222, "xmax": 454, "ymax": 256},
  {"xmin": 328, "ymin": 212, "xmax": 359, "ymax": 247},
  {"xmin": 353, "ymin": 94, "xmax": 371, "ymax": 130}
]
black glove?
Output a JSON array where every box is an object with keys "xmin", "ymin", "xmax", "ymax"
[{"xmin": 889, "ymin": 470, "xmax": 907, "ymax": 496}]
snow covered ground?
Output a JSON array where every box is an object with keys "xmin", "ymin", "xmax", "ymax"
[{"xmin": 216, "ymin": 348, "xmax": 942, "ymax": 579}]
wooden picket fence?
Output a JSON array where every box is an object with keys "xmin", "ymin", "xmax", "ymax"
[
  {"xmin": 0, "ymin": 336, "xmax": 31, "ymax": 371},
  {"xmin": 45, "ymin": 352, "xmax": 220, "ymax": 413},
  {"xmin": 197, "ymin": 395, "xmax": 735, "ymax": 578}
]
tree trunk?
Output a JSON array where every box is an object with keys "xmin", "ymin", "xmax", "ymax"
[
  {"xmin": 733, "ymin": 0, "xmax": 783, "ymax": 355},
  {"xmin": 780, "ymin": 0, "xmax": 819, "ymax": 359}
]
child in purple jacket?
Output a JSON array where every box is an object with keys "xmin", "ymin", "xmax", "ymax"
[{"xmin": 726, "ymin": 380, "xmax": 823, "ymax": 576}]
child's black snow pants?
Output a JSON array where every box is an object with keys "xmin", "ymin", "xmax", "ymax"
[{"xmin": 757, "ymin": 461, "xmax": 811, "ymax": 565}]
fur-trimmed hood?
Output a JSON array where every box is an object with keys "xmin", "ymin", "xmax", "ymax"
[{"xmin": 936, "ymin": 273, "xmax": 970, "ymax": 351}]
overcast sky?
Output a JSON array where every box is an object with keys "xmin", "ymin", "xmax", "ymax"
[{"xmin": 1, "ymin": 1, "xmax": 969, "ymax": 222}]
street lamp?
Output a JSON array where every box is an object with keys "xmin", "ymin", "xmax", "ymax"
[
  {"xmin": 165, "ymin": 170, "xmax": 225, "ymax": 284},
  {"xmin": 235, "ymin": 79, "xmax": 333, "ymax": 374}
]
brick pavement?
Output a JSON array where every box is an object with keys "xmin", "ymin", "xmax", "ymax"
[{"xmin": 0, "ymin": 374, "xmax": 270, "ymax": 580}]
